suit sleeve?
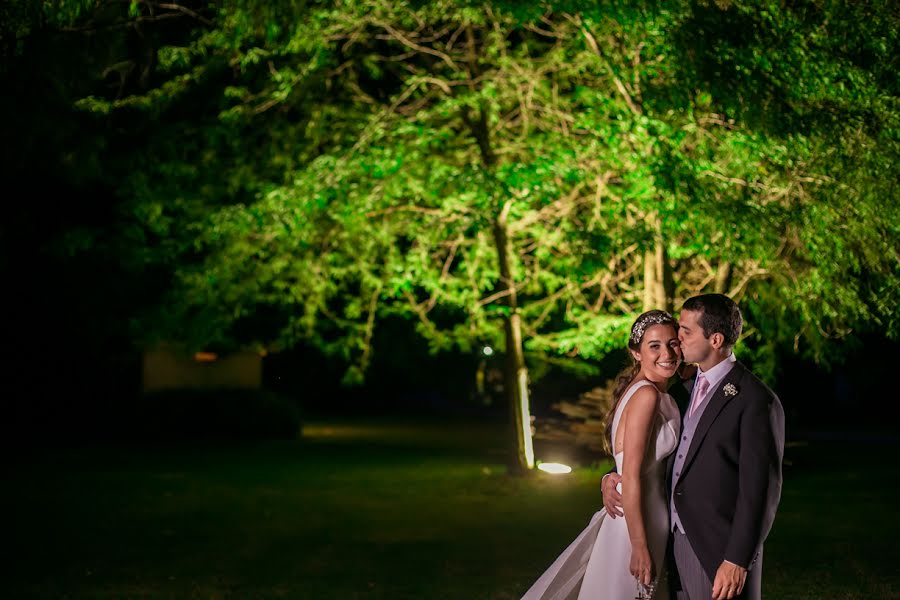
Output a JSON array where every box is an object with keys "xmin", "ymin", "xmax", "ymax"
[{"xmin": 723, "ymin": 387, "xmax": 779, "ymax": 567}]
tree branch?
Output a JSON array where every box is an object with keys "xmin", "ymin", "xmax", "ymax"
[
  {"xmin": 373, "ymin": 20, "xmax": 459, "ymax": 71},
  {"xmin": 566, "ymin": 14, "xmax": 642, "ymax": 116}
]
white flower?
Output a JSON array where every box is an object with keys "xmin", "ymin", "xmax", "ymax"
[{"xmin": 723, "ymin": 383, "xmax": 738, "ymax": 397}]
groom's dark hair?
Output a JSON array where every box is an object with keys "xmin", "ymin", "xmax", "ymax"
[{"xmin": 682, "ymin": 294, "xmax": 743, "ymax": 348}]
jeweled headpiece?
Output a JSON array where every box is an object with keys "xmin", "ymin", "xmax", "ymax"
[{"xmin": 629, "ymin": 310, "xmax": 676, "ymax": 345}]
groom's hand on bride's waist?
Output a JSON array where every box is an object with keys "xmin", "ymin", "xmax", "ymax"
[{"xmin": 601, "ymin": 472, "xmax": 624, "ymax": 518}]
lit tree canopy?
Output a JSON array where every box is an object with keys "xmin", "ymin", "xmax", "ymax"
[
  {"xmin": 21, "ymin": 0, "xmax": 900, "ymax": 467},
  {"xmin": 46, "ymin": 1, "xmax": 893, "ymax": 361}
]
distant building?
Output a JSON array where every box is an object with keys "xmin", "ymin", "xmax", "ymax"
[{"xmin": 142, "ymin": 344, "xmax": 263, "ymax": 392}]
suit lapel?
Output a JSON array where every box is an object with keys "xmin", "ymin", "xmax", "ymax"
[{"xmin": 681, "ymin": 362, "xmax": 746, "ymax": 475}]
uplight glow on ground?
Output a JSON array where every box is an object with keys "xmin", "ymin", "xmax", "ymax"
[{"xmin": 537, "ymin": 462, "xmax": 572, "ymax": 474}]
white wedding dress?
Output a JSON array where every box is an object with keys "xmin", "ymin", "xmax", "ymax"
[{"xmin": 522, "ymin": 380, "xmax": 681, "ymax": 600}]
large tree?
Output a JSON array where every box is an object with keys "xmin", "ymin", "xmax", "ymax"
[{"xmin": 29, "ymin": 0, "xmax": 899, "ymax": 470}]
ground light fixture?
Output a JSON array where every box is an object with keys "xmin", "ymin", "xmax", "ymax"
[{"xmin": 537, "ymin": 462, "xmax": 572, "ymax": 474}]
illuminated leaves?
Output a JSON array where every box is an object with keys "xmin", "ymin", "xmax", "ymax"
[{"xmin": 39, "ymin": 0, "xmax": 899, "ymax": 380}]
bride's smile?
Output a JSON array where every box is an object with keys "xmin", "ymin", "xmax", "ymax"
[{"xmin": 631, "ymin": 324, "xmax": 683, "ymax": 384}]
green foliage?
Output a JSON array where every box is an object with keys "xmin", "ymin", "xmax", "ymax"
[{"xmin": 31, "ymin": 0, "xmax": 900, "ymax": 385}]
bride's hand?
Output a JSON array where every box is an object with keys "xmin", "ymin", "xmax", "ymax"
[{"xmin": 629, "ymin": 544, "xmax": 655, "ymax": 587}]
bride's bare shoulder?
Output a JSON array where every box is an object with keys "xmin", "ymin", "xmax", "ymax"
[{"xmin": 624, "ymin": 381, "xmax": 659, "ymax": 409}]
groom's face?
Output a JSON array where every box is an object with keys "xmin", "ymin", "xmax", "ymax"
[{"xmin": 678, "ymin": 310, "xmax": 712, "ymax": 364}]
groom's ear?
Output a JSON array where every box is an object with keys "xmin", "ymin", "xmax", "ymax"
[{"xmin": 709, "ymin": 332, "xmax": 725, "ymax": 349}]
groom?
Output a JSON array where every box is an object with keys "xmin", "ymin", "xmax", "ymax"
[{"xmin": 602, "ymin": 294, "xmax": 784, "ymax": 600}]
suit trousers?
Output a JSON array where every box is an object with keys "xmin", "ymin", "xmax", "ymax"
[
  {"xmin": 674, "ymin": 529, "xmax": 711, "ymax": 600},
  {"xmin": 673, "ymin": 529, "xmax": 764, "ymax": 600}
]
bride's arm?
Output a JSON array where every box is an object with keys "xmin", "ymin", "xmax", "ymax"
[{"xmin": 620, "ymin": 385, "xmax": 658, "ymax": 587}]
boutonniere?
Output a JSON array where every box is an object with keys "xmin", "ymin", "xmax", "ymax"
[{"xmin": 723, "ymin": 383, "xmax": 739, "ymax": 397}]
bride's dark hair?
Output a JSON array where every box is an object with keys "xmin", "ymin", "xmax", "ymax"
[{"xmin": 603, "ymin": 310, "xmax": 677, "ymax": 454}]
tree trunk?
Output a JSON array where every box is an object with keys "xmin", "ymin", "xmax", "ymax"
[
  {"xmin": 465, "ymin": 86, "xmax": 532, "ymax": 473},
  {"xmin": 715, "ymin": 261, "xmax": 732, "ymax": 294},
  {"xmin": 493, "ymin": 201, "xmax": 534, "ymax": 474},
  {"xmin": 643, "ymin": 249, "xmax": 654, "ymax": 312},
  {"xmin": 643, "ymin": 234, "xmax": 672, "ymax": 312}
]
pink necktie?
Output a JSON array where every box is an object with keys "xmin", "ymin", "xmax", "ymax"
[{"xmin": 689, "ymin": 374, "xmax": 709, "ymax": 418}]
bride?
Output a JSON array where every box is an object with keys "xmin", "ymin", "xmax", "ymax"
[{"xmin": 522, "ymin": 310, "xmax": 682, "ymax": 600}]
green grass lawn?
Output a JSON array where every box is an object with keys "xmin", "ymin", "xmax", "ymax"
[{"xmin": 4, "ymin": 420, "xmax": 898, "ymax": 599}]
